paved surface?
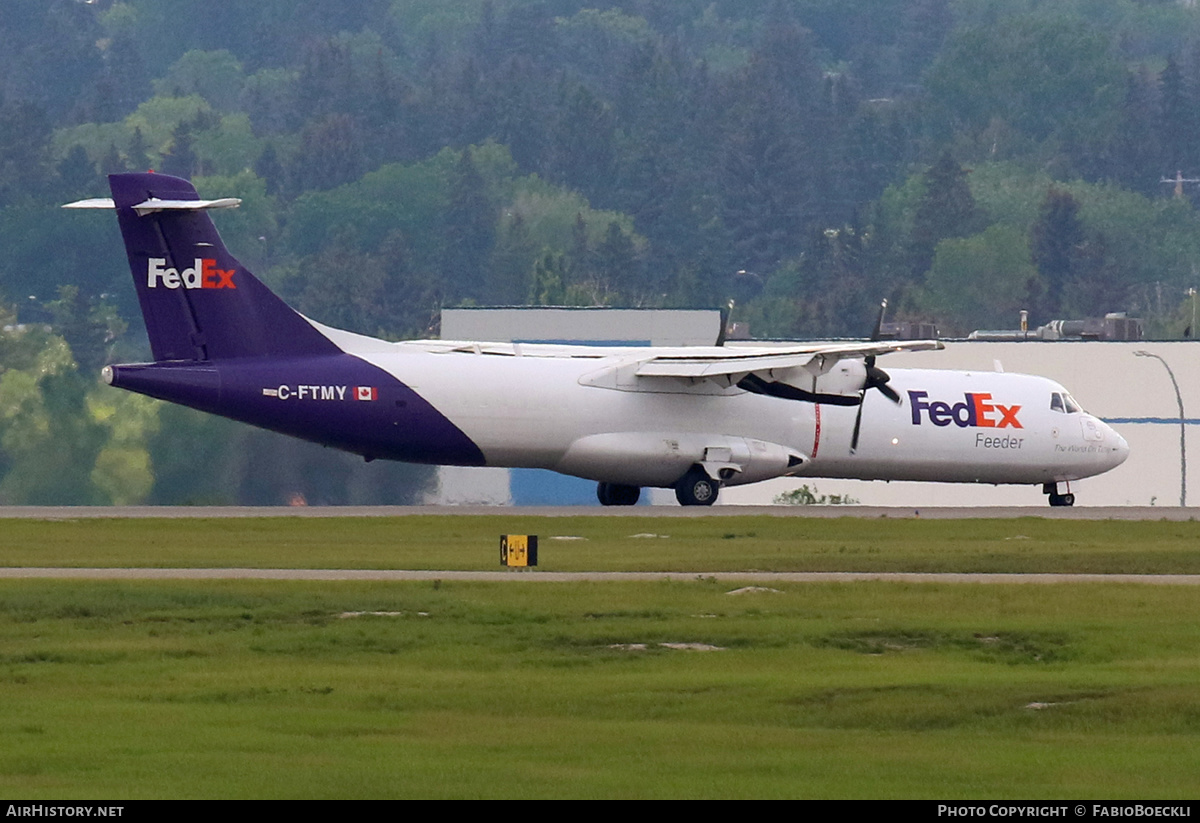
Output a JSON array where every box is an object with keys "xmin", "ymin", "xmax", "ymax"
[{"xmin": 1, "ymin": 505, "xmax": 1198, "ymax": 519}]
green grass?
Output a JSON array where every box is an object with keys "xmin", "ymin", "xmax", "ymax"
[
  {"xmin": 0, "ymin": 579, "xmax": 1198, "ymax": 798},
  {"xmin": 3, "ymin": 515, "xmax": 1200, "ymax": 573},
  {"xmin": 2, "ymin": 516, "xmax": 1200, "ymax": 797}
]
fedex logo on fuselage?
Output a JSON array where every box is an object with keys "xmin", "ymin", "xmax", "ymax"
[
  {"xmin": 908, "ymin": 390, "xmax": 1022, "ymax": 429},
  {"xmin": 147, "ymin": 258, "xmax": 236, "ymax": 289}
]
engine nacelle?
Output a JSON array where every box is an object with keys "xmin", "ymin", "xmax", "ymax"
[
  {"xmin": 773, "ymin": 358, "xmax": 867, "ymax": 400},
  {"xmin": 555, "ymin": 432, "xmax": 807, "ymax": 488}
]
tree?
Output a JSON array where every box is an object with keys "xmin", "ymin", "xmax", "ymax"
[
  {"xmin": 0, "ymin": 329, "xmax": 108, "ymax": 505},
  {"xmin": 544, "ymin": 83, "xmax": 616, "ymax": 204},
  {"xmin": 441, "ymin": 148, "xmax": 495, "ymax": 303},
  {"xmin": 127, "ymin": 127, "xmax": 151, "ymax": 173},
  {"xmin": 918, "ymin": 225, "xmax": 1040, "ymax": 335},
  {"xmin": 718, "ymin": 22, "xmax": 825, "ymax": 273},
  {"xmin": 289, "ymin": 229, "xmax": 390, "ymax": 336},
  {"xmin": 529, "ymin": 250, "xmax": 567, "ymax": 305},
  {"xmin": 153, "ymin": 50, "xmax": 245, "ymax": 112},
  {"xmin": 0, "ymin": 100, "xmax": 52, "ymax": 207},
  {"xmin": 57, "ymin": 145, "xmax": 97, "ymax": 199},
  {"xmin": 802, "ymin": 224, "xmax": 875, "ymax": 335},
  {"xmin": 94, "ymin": 31, "xmax": 152, "ymax": 120},
  {"xmin": 925, "ymin": 15, "xmax": 1125, "ymax": 159},
  {"xmin": 1159, "ymin": 55, "xmax": 1194, "ymax": 176},
  {"xmin": 1108, "ymin": 68, "xmax": 1162, "ymax": 195},
  {"xmin": 909, "ymin": 151, "xmax": 979, "ymax": 278},
  {"xmin": 898, "ymin": 0, "xmax": 951, "ymax": 79},
  {"xmin": 44, "ymin": 285, "xmax": 125, "ymax": 377},
  {"xmin": 254, "ymin": 143, "xmax": 285, "ymax": 196},
  {"xmin": 485, "ymin": 55, "xmax": 552, "ymax": 171},
  {"xmin": 593, "ymin": 220, "xmax": 640, "ymax": 302},
  {"xmin": 488, "ymin": 213, "xmax": 536, "ymax": 305},
  {"xmin": 1030, "ymin": 187, "xmax": 1085, "ymax": 318},
  {"xmin": 158, "ymin": 121, "xmax": 198, "ymax": 178},
  {"xmin": 287, "ymin": 113, "xmax": 366, "ymax": 193}
]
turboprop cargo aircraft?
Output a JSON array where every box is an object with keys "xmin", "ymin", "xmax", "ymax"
[{"xmin": 65, "ymin": 173, "xmax": 1129, "ymax": 506}]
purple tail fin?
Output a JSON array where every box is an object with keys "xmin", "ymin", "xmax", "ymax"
[{"xmin": 109, "ymin": 173, "xmax": 339, "ymax": 361}]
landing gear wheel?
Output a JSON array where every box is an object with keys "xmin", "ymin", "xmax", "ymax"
[
  {"xmin": 1048, "ymin": 492, "xmax": 1075, "ymax": 507},
  {"xmin": 597, "ymin": 482, "xmax": 641, "ymax": 506},
  {"xmin": 674, "ymin": 469, "xmax": 719, "ymax": 507}
]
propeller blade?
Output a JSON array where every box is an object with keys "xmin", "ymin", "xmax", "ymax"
[
  {"xmin": 850, "ymin": 393, "xmax": 865, "ymax": 453},
  {"xmin": 870, "ymin": 299, "xmax": 888, "ymax": 342},
  {"xmin": 852, "ymin": 304, "xmax": 902, "ymax": 453},
  {"xmin": 864, "ymin": 359, "xmax": 902, "ymax": 405}
]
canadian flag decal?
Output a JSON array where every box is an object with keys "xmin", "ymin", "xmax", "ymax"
[{"xmin": 355, "ymin": 386, "xmax": 377, "ymax": 401}]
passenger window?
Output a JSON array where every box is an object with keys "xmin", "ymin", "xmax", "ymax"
[{"xmin": 1050, "ymin": 393, "xmax": 1065, "ymax": 413}]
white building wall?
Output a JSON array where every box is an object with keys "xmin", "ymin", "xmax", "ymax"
[
  {"xmin": 441, "ymin": 307, "xmax": 722, "ymax": 347},
  {"xmin": 426, "ymin": 465, "xmax": 512, "ymax": 506}
]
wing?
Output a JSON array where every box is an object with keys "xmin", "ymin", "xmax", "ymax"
[
  {"xmin": 630, "ymin": 339, "xmax": 943, "ymax": 404},
  {"xmin": 634, "ymin": 340, "xmax": 941, "ymax": 379}
]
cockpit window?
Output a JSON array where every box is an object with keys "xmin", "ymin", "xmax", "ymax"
[{"xmin": 1050, "ymin": 392, "xmax": 1082, "ymax": 414}]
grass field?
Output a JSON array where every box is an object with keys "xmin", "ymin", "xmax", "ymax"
[
  {"xmin": 1, "ymin": 515, "xmax": 1199, "ymax": 798},
  {"xmin": 4, "ymin": 515, "xmax": 1200, "ymax": 573}
]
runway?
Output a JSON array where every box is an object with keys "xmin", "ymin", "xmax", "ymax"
[{"xmin": 0, "ymin": 505, "xmax": 1197, "ymax": 519}]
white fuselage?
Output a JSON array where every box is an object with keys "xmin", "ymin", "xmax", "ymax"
[{"xmin": 333, "ymin": 332, "xmax": 1129, "ymax": 490}]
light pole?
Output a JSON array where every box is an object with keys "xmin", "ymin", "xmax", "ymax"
[{"xmin": 1134, "ymin": 350, "xmax": 1187, "ymax": 507}]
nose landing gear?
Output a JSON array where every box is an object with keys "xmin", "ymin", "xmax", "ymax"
[{"xmin": 1042, "ymin": 482, "xmax": 1075, "ymax": 507}]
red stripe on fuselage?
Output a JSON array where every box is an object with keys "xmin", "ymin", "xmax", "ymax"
[{"xmin": 813, "ymin": 404, "xmax": 821, "ymax": 459}]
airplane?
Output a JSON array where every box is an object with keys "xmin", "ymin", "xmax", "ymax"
[{"xmin": 65, "ymin": 173, "xmax": 1129, "ymax": 507}]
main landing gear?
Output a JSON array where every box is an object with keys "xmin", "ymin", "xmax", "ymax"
[
  {"xmin": 1042, "ymin": 482, "xmax": 1075, "ymax": 507},
  {"xmin": 597, "ymin": 482, "xmax": 641, "ymax": 506},
  {"xmin": 596, "ymin": 467, "xmax": 721, "ymax": 507},
  {"xmin": 674, "ymin": 467, "xmax": 719, "ymax": 507}
]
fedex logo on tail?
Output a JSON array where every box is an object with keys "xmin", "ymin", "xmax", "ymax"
[
  {"xmin": 147, "ymin": 258, "xmax": 236, "ymax": 289},
  {"xmin": 908, "ymin": 390, "xmax": 1022, "ymax": 429}
]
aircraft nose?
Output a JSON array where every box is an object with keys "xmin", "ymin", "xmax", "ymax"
[{"xmin": 1105, "ymin": 424, "xmax": 1130, "ymax": 469}]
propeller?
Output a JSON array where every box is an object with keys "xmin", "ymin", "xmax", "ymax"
[
  {"xmin": 866, "ymin": 357, "xmax": 900, "ymax": 404},
  {"xmin": 850, "ymin": 301, "xmax": 903, "ymax": 453}
]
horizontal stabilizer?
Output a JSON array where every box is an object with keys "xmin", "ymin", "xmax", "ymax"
[
  {"xmin": 62, "ymin": 198, "xmax": 118, "ymax": 209},
  {"xmin": 63, "ymin": 196, "xmax": 242, "ymax": 215}
]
